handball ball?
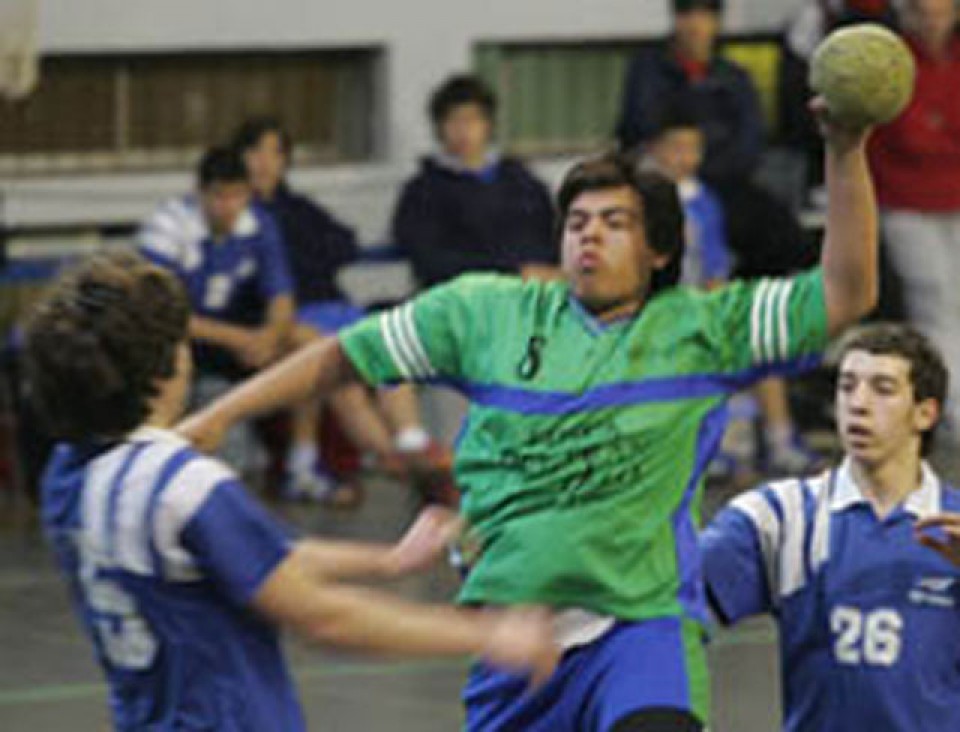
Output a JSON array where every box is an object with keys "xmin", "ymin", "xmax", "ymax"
[{"xmin": 809, "ymin": 23, "xmax": 916, "ymax": 127}]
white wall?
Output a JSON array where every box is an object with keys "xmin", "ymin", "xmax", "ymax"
[
  {"xmin": 39, "ymin": 0, "xmax": 797, "ymax": 165},
  {"xmin": 6, "ymin": 0, "xmax": 799, "ymax": 237}
]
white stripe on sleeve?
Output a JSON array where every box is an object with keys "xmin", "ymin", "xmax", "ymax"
[
  {"xmin": 397, "ymin": 303, "xmax": 435, "ymax": 377},
  {"xmin": 380, "ymin": 311, "xmax": 413, "ymax": 378},
  {"xmin": 750, "ymin": 279, "xmax": 773, "ymax": 363},
  {"xmin": 730, "ymin": 488, "xmax": 783, "ymax": 604}
]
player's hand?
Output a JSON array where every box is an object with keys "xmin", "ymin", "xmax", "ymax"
[
  {"xmin": 176, "ymin": 407, "xmax": 231, "ymax": 454},
  {"xmin": 235, "ymin": 328, "xmax": 281, "ymax": 370},
  {"xmin": 915, "ymin": 513, "xmax": 960, "ymax": 567},
  {"xmin": 480, "ymin": 607, "xmax": 560, "ymax": 688},
  {"xmin": 809, "ymin": 95, "xmax": 872, "ymax": 152},
  {"xmin": 383, "ymin": 506, "xmax": 464, "ymax": 577}
]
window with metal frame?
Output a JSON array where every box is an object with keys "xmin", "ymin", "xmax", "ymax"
[
  {"xmin": 475, "ymin": 36, "xmax": 783, "ymax": 156},
  {"xmin": 0, "ymin": 48, "xmax": 381, "ymax": 175}
]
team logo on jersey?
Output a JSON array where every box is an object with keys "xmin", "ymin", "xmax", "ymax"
[
  {"xmin": 909, "ymin": 576, "xmax": 957, "ymax": 608},
  {"xmin": 236, "ymin": 258, "xmax": 256, "ymax": 279}
]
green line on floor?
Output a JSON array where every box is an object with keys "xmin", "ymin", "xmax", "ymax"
[
  {"xmin": 0, "ymin": 625, "xmax": 776, "ymax": 708},
  {"xmin": 0, "ymin": 658, "xmax": 467, "ymax": 707}
]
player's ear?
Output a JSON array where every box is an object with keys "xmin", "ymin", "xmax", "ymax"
[
  {"xmin": 650, "ymin": 251, "xmax": 671, "ymax": 272},
  {"xmin": 914, "ymin": 397, "xmax": 940, "ymax": 435}
]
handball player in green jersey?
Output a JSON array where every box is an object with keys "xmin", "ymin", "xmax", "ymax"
[{"xmin": 181, "ymin": 98, "xmax": 879, "ymax": 731}]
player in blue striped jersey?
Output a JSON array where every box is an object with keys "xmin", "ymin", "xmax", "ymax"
[
  {"xmin": 702, "ymin": 323, "xmax": 960, "ymax": 731},
  {"xmin": 25, "ymin": 251, "xmax": 557, "ymax": 732}
]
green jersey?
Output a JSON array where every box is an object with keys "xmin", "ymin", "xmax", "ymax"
[{"xmin": 340, "ymin": 272, "xmax": 827, "ymax": 621}]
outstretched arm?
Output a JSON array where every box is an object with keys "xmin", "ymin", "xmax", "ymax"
[
  {"xmin": 815, "ymin": 97, "xmax": 880, "ymax": 335},
  {"xmin": 253, "ymin": 553, "xmax": 557, "ymax": 683},
  {"xmin": 178, "ymin": 336, "xmax": 356, "ymax": 452},
  {"xmin": 293, "ymin": 506, "xmax": 463, "ymax": 582}
]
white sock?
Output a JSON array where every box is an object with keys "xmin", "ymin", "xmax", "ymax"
[
  {"xmin": 288, "ymin": 442, "xmax": 317, "ymax": 473},
  {"xmin": 395, "ymin": 426, "xmax": 430, "ymax": 453}
]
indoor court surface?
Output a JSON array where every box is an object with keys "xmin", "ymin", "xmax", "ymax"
[{"xmin": 0, "ymin": 472, "xmax": 786, "ymax": 732}]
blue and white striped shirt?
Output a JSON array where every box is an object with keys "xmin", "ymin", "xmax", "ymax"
[
  {"xmin": 702, "ymin": 460, "xmax": 960, "ymax": 732},
  {"xmin": 42, "ymin": 427, "xmax": 302, "ymax": 731}
]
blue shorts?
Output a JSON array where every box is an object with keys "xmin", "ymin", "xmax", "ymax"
[
  {"xmin": 463, "ymin": 617, "xmax": 708, "ymax": 732},
  {"xmin": 297, "ymin": 300, "xmax": 365, "ymax": 335}
]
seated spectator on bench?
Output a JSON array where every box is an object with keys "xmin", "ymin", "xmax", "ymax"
[
  {"xmin": 136, "ymin": 146, "xmax": 294, "ymax": 480},
  {"xmin": 393, "ymin": 74, "xmax": 559, "ymax": 289},
  {"xmin": 234, "ymin": 119, "xmax": 453, "ymax": 506}
]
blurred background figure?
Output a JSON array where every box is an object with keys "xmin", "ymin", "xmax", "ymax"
[
  {"xmin": 137, "ymin": 146, "xmax": 294, "ymax": 480},
  {"xmin": 617, "ymin": 0, "xmax": 815, "ymax": 281},
  {"xmin": 643, "ymin": 101, "xmax": 732, "ymax": 290},
  {"xmin": 868, "ymin": 0, "xmax": 960, "ymax": 438},
  {"xmin": 643, "ymin": 100, "xmax": 822, "ymax": 479},
  {"xmin": 234, "ymin": 118, "xmax": 449, "ymax": 506},
  {"xmin": 393, "ymin": 74, "xmax": 559, "ymax": 289}
]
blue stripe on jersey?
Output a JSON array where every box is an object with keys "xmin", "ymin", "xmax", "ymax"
[
  {"xmin": 674, "ymin": 403, "xmax": 728, "ymax": 621},
  {"xmin": 438, "ymin": 355, "xmax": 822, "ymax": 415},
  {"xmin": 760, "ymin": 484, "xmax": 786, "ymax": 526},
  {"xmin": 799, "ymin": 479, "xmax": 817, "ymax": 584},
  {"xmin": 104, "ymin": 444, "xmax": 149, "ymax": 558},
  {"xmin": 143, "ymin": 446, "xmax": 197, "ymax": 579}
]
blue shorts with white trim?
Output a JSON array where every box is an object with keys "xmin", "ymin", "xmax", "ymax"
[{"xmin": 462, "ymin": 617, "xmax": 708, "ymax": 732}]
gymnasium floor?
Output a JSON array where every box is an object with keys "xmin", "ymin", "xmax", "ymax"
[{"xmin": 0, "ymin": 470, "xmax": 787, "ymax": 732}]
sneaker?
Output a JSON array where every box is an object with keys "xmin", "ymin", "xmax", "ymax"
[
  {"xmin": 283, "ymin": 467, "xmax": 365, "ymax": 508},
  {"xmin": 283, "ymin": 467, "xmax": 335, "ymax": 502},
  {"xmin": 319, "ymin": 480, "xmax": 365, "ymax": 510}
]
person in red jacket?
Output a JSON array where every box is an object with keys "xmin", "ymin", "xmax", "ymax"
[{"xmin": 868, "ymin": 0, "xmax": 960, "ymax": 433}]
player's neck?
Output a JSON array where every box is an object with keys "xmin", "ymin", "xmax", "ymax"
[
  {"xmin": 592, "ymin": 299, "xmax": 642, "ymax": 323},
  {"xmin": 456, "ymin": 150, "xmax": 490, "ymax": 172},
  {"xmin": 144, "ymin": 378, "xmax": 186, "ymax": 431},
  {"xmin": 850, "ymin": 451, "xmax": 924, "ymax": 519},
  {"xmin": 143, "ymin": 406, "xmax": 177, "ymax": 431}
]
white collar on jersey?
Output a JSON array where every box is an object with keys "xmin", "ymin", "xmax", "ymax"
[
  {"xmin": 676, "ymin": 177, "xmax": 703, "ymax": 202},
  {"xmin": 830, "ymin": 457, "xmax": 941, "ymax": 518},
  {"xmin": 126, "ymin": 426, "xmax": 189, "ymax": 447},
  {"xmin": 184, "ymin": 195, "xmax": 259, "ymax": 240}
]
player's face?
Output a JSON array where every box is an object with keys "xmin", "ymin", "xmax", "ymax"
[
  {"xmin": 439, "ymin": 103, "xmax": 493, "ymax": 164},
  {"xmin": 561, "ymin": 186, "xmax": 670, "ymax": 318},
  {"xmin": 905, "ymin": 0, "xmax": 957, "ymax": 48},
  {"xmin": 836, "ymin": 350, "xmax": 939, "ymax": 467},
  {"xmin": 673, "ymin": 9, "xmax": 720, "ymax": 61},
  {"xmin": 244, "ymin": 132, "xmax": 287, "ymax": 199},
  {"xmin": 650, "ymin": 128, "xmax": 705, "ymax": 183},
  {"xmin": 201, "ymin": 180, "xmax": 251, "ymax": 238}
]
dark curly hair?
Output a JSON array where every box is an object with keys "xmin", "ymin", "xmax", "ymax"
[
  {"xmin": 556, "ymin": 153, "xmax": 685, "ymax": 297},
  {"xmin": 23, "ymin": 250, "xmax": 190, "ymax": 441},
  {"xmin": 837, "ymin": 323, "xmax": 949, "ymax": 456}
]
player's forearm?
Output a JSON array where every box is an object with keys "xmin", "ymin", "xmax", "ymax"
[
  {"xmin": 293, "ymin": 539, "xmax": 400, "ymax": 582},
  {"xmin": 201, "ymin": 337, "xmax": 356, "ymax": 425},
  {"xmin": 188, "ymin": 316, "xmax": 248, "ymax": 350},
  {"xmin": 821, "ymin": 134, "xmax": 879, "ymax": 335},
  {"xmin": 296, "ymin": 584, "xmax": 494, "ymax": 658}
]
